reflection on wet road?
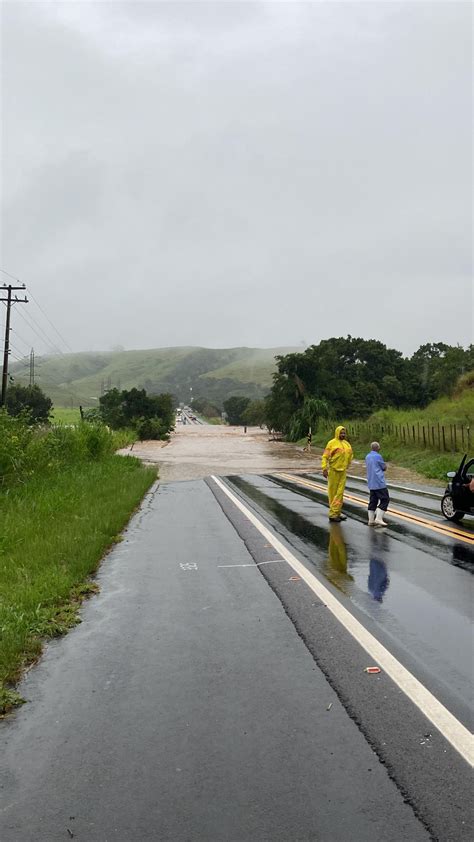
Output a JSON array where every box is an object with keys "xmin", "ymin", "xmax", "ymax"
[{"xmin": 228, "ymin": 473, "xmax": 473, "ymax": 729}]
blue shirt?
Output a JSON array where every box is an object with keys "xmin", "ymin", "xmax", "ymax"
[{"xmin": 365, "ymin": 451, "xmax": 387, "ymax": 490}]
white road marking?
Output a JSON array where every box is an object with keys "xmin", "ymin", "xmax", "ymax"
[
  {"xmin": 180, "ymin": 563, "xmax": 198, "ymax": 571},
  {"xmin": 217, "ymin": 560, "xmax": 285, "ymax": 568},
  {"xmin": 211, "ymin": 475, "xmax": 474, "ymax": 766}
]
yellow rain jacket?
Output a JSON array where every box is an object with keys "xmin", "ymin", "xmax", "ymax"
[{"xmin": 321, "ymin": 426, "xmax": 353, "ymax": 472}]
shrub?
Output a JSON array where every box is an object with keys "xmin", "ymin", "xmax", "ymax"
[
  {"xmin": 0, "ymin": 411, "xmax": 34, "ymax": 486},
  {"xmin": 136, "ymin": 416, "xmax": 170, "ymax": 441},
  {"xmin": 0, "ymin": 414, "xmax": 118, "ymax": 489},
  {"xmin": 5, "ymin": 384, "xmax": 52, "ymax": 423}
]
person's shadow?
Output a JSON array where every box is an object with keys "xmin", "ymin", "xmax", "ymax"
[
  {"xmin": 368, "ymin": 530, "xmax": 390, "ymax": 602},
  {"xmin": 325, "ymin": 523, "xmax": 354, "ymax": 593}
]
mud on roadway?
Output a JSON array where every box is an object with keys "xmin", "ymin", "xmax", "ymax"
[{"xmin": 119, "ymin": 424, "xmax": 441, "ymax": 488}]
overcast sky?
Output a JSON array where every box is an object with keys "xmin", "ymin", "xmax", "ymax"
[{"xmin": 1, "ymin": 1, "xmax": 472, "ymax": 357}]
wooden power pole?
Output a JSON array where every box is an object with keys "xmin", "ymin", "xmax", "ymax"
[{"xmin": 1, "ymin": 283, "xmax": 29, "ymax": 406}]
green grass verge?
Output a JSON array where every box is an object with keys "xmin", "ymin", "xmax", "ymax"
[
  {"xmin": 0, "ymin": 455, "xmax": 156, "ymax": 714},
  {"xmin": 369, "ymin": 388, "xmax": 474, "ymax": 427},
  {"xmin": 51, "ymin": 407, "xmax": 82, "ymax": 424}
]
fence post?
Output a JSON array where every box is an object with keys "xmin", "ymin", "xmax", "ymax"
[
  {"xmin": 412, "ymin": 424, "xmax": 415, "ymax": 443},
  {"xmin": 442, "ymin": 426, "xmax": 446, "ymax": 451},
  {"xmin": 437, "ymin": 422, "xmax": 440, "ymax": 451},
  {"xmin": 453, "ymin": 425, "xmax": 457, "ymax": 452},
  {"xmin": 467, "ymin": 426, "xmax": 470, "ymax": 450},
  {"xmin": 450, "ymin": 425, "xmax": 453, "ymax": 451},
  {"xmin": 461, "ymin": 425, "xmax": 465, "ymax": 447},
  {"xmin": 432, "ymin": 426, "xmax": 435, "ymax": 448},
  {"xmin": 422, "ymin": 426, "xmax": 426, "ymax": 448}
]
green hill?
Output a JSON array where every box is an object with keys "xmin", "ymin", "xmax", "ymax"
[{"xmin": 10, "ymin": 346, "xmax": 297, "ymax": 408}]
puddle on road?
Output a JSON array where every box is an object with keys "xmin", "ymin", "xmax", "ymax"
[
  {"xmin": 269, "ymin": 474, "xmax": 473, "ymax": 572},
  {"xmin": 227, "ymin": 474, "xmax": 473, "ymax": 723}
]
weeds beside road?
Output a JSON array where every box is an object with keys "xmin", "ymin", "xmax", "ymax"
[{"xmin": 0, "ymin": 414, "xmax": 156, "ymax": 714}]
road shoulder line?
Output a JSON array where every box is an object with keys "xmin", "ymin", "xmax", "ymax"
[{"xmin": 211, "ymin": 475, "xmax": 474, "ymax": 766}]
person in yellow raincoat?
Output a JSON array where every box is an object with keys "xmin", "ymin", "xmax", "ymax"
[{"xmin": 321, "ymin": 425, "xmax": 353, "ymax": 521}]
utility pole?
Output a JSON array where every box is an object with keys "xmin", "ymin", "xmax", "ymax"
[
  {"xmin": 29, "ymin": 347, "xmax": 35, "ymax": 387},
  {"xmin": 1, "ymin": 283, "xmax": 29, "ymax": 406}
]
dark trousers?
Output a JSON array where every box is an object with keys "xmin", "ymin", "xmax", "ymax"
[{"xmin": 368, "ymin": 487, "xmax": 390, "ymax": 511}]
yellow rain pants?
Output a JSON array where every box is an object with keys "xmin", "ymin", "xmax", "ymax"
[
  {"xmin": 328, "ymin": 469, "xmax": 347, "ymax": 518},
  {"xmin": 322, "ymin": 425, "xmax": 353, "ymax": 518}
]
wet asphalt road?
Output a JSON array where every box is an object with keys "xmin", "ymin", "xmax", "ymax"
[{"xmin": 0, "ymin": 474, "xmax": 472, "ymax": 841}]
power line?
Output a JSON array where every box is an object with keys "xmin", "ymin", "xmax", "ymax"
[
  {"xmin": 9, "ymin": 343, "xmax": 28, "ymax": 359},
  {"xmin": 9, "ymin": 360, "xmax": 90, "ymax": 405},
  {"xmin": 27, "ymin": 289, "xmax": 74, "ymax": 353},
  {"xmin": 0, "ymin": 267, "xmax": 74, "ymax": 354},
  {"xmin": 9, "ymin": 330, "xmax": 31, "ymax": 354},
  {"xmin": 13, "ymin": 304, "xmax": 64, "ymax": 357},
  {"xmin": 10, "ymin": 357, "xmax": 30, "ymax": 371},
  {"xmin": 3, "ymin": 313, "xmax": 31, "ymax": 354}
]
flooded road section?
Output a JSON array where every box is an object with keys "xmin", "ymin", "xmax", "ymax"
[
  {"xmin": 124, "ymin": 424, "xmax": 442, "ymax": 488},
  {"xmin": 226, "ymin": 473, "xmax": 473, "ymax": 731}
]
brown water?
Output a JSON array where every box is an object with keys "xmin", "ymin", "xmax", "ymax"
[{"xmin": 119, "ymin": 425, "xmax": 438, "ymax": 488}]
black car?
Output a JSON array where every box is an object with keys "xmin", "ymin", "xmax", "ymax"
[{"xmin": 441, "ymin": 454, "xmax": 474, "ymax": 522}]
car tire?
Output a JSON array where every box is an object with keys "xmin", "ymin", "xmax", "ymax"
[{"xmin": 441, "ymin": 494, "xmax": 465, "ymax": 522}]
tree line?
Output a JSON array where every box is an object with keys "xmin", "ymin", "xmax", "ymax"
[
  {"xmin": 4, "ymin": 338, "xmax": 472, "ymax": 442},
  {"xmin": 3, "ymin": 384, "xmax": 175, "ymax": 441},
  {"xmin": 220, "ymin": 338, "xmax": 473, "ymax": 437}
]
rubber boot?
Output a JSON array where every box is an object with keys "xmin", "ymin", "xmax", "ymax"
[
  {"xmin": 368, "ymin": 510, "xmax": 375, "ymax": 527},
  {"xmin": 374, "ymin": 508, "xmax": 388, "ymax": 528}
]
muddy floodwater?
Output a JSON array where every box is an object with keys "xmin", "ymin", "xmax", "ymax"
[{"xmin": 120, "ymin": 425, "xmax": 440, "ymax": 488}]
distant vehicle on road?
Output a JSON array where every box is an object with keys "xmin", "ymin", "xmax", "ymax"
[{"xmin": 441, "ymin": 454, "xmax": 474, "ymax": 521}]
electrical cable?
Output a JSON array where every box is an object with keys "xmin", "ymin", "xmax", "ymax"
[
  {"xmin": 0, "ymin": 267, "xmax": 74, "ymax": 353},
  {"xmin": 13, "ymin": 305, "xmax": 64, "ymax": 356}
]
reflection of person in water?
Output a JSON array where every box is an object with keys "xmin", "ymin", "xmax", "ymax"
[
  {"xmin": 326, "ymin": 523, "xmax": 353, "ymax": 592},
  {"xmin": 368, "ymin": 532, "xmax": 390, "ymax": 602}
]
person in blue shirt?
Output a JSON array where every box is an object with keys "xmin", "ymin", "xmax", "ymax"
[{"xmin": 365, "ymin": 442, "xmax": 389, "ymax": 527}]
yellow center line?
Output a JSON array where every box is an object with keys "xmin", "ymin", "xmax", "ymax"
[
  {"xmin": 213, "ymin": 476, "xmax": 474, "ymax": 765},
  {"xmin": 275, "ymin": 472, "xmax": 474, "ymax": 546}
]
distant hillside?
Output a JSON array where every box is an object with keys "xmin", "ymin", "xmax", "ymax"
[{"xmin": 10, "ymin": 346, "xmax": 297, "ymax": 408}]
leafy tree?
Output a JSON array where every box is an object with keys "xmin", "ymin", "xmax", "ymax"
[
  {"xmin": 82, "ymin": 407, "xmax": 102, "ymax": 423},
  {"xmin": 223, "ymin": 396, "xmax": 251, "ymax": 425},
  {"xmin": 242, "ymin": 399, "xmax": 267, "ymax": 427},
  {"xmin": 287, "ymin": 397, "xmax": 330, "ymax": 441},
  {"xmin": 6, "ymin": 384, "xmax": 52, "ymax": 423},
  {"xmin": 136, "ymin": 417, "xmax": 171, "ymax": 441},
  {"xmin": 266, "ymin": 337, "xmax": 473, "ymax": 436},
  {"xmin": 410, "ymin": 343, "xmax": 474, "ymax": 402},
  {"xmin": 99, "ymin": 388, "xmax": 174, "ymax": 438},
  {"xmin": 192, "ymin": 397, "xmax": 221, "ymax": 418},
  {"xmin": 98, "ymin": 388, "xmax": 125, "ymax": 428}
]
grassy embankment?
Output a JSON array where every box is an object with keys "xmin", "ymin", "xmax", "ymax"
[
  {"xmin": 0, "ymin": 417, "xmax": 156, "ymax": 714},
  {"xmin": 306, "ymin": 383, "xmax": 474, "ymax": 482}
]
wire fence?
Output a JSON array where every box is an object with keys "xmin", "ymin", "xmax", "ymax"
[{"xmin": 338, "ymin": 420, "xmax": 472, "ymax": 453}]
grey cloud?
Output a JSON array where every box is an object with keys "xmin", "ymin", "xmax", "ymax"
[{"xmin": 1, "ymin": 1, "xmax": 472, "ymax": 355}]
